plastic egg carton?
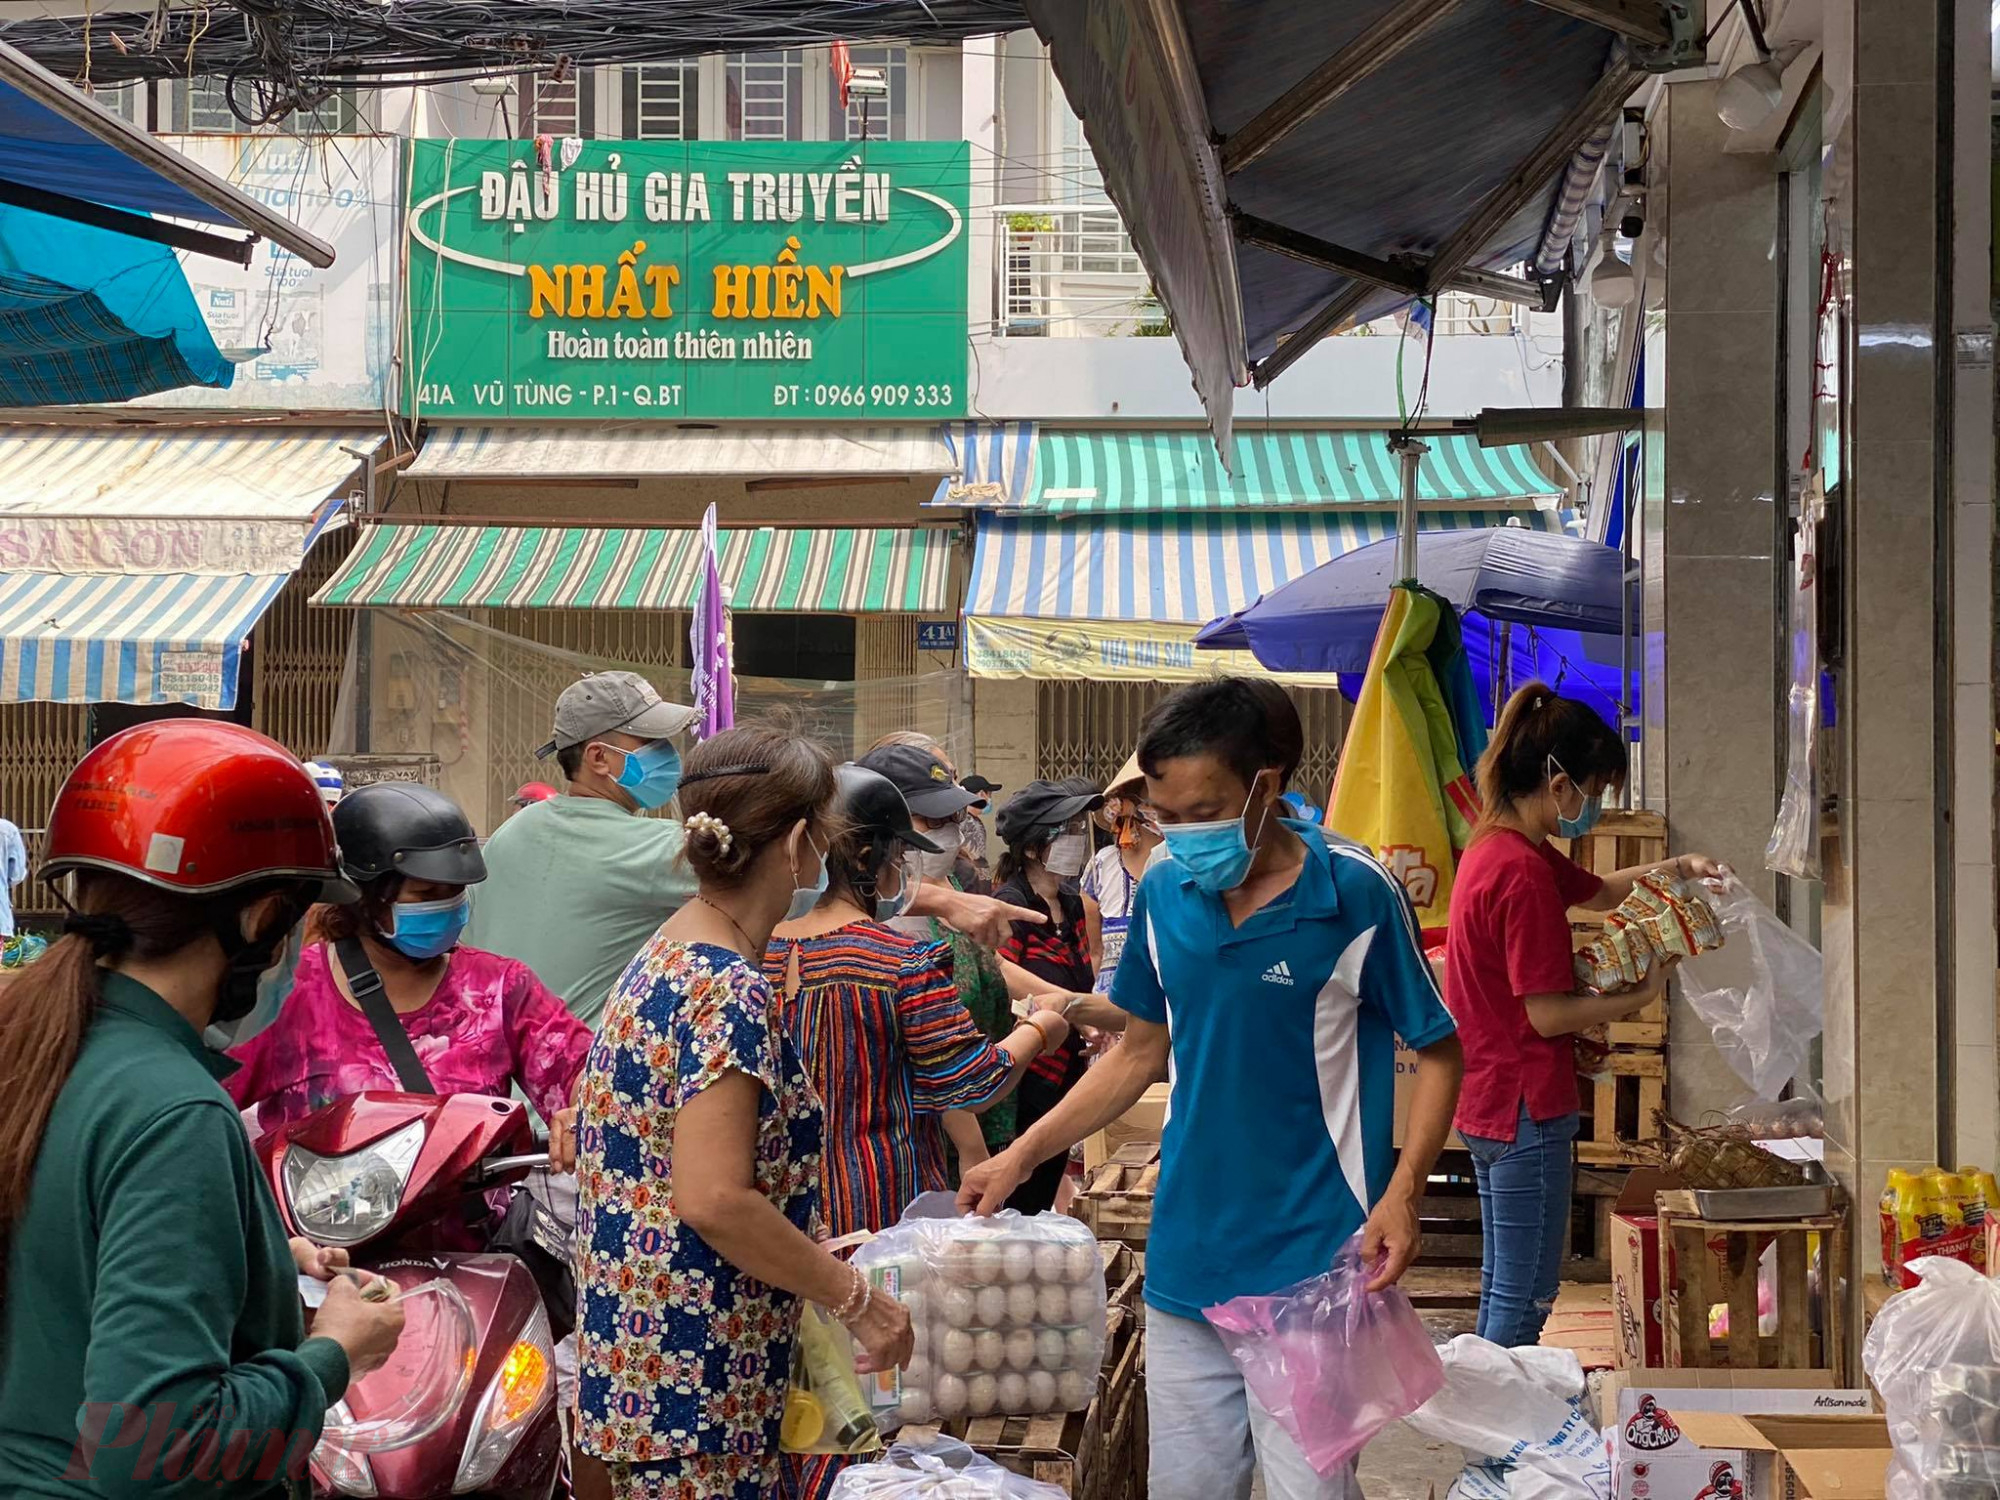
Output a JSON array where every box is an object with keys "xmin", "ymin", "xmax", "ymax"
[{"xmin": 853, "ymin": 1203, "xmax": 1108, "ymax": 1429}]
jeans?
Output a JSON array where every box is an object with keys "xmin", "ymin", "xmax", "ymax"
[
  {"xmin": 1461, "ymin": 1105, "xmax": 1578, "ymax": 1348},
  {"xmin": 1147, "ymin": 1308, "xmax": 1361, "ymax": 1500}
]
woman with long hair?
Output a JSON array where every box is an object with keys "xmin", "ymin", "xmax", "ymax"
[
  {"xmin": 1445, "ymin": 683, "xmax": 1722, "ymax": 1347},
  {"xmin": 0, "ymin": 722, "xmax": 406, "ymax": 1498},
  {"xmin": 572, "ymin": 722, "xmax": 914, "ymax": 1500},
  {"xmin": 225, "ymin": 782, "xmax": 592, "ymax": 1161},
  {"xmin": 768, "ymin": 763, "xmax": 1073, "ymax": 1500}
]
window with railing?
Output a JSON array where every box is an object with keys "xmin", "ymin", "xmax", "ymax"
[
  {"xmin": 997, "ymin": 204, "xmax": 1159, "ymax": 336},
  {"xmin": 625, "ymin": 61, "xmax": 698, "ymax": 139},
  {"xmin": 726, "ymin": 50, "xmax": 804, "ymax": 141},
  {"xmin": 829, "ymin": 45, "xmax": 908, "ymax": 141},
  {"xmin": 87, "ymin": 84, "xmax": 143, "ymax": 124},
  {"xmin": 173, "ymin": 77, "xmax": 363, "ymax": 134},
  {"xmin": 523, "ymin": 69, "xmax": 591, "ymax": 137}
]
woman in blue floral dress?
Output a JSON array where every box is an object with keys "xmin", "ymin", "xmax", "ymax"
[{"xmin": 572, "ymin": 722, "xmax": 915, "ymax": 1500}]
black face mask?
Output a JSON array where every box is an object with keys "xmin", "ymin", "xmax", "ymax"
[{"xmin": 210, "ymin": 893, "xmax": 311, "ymax": 1023}]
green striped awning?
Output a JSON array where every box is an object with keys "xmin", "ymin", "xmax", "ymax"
[
  {"xmin": 1019, "ymin": 429, "xmax": 1559, "ymax": 515},
  {"xmin": 312, "ymin": 524, "xmax": 954, "ymax": 613}
]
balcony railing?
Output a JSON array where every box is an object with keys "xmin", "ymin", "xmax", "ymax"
[{"xmin": 994, "ymin": 203, "xmax": 1164, "ymax": 338}]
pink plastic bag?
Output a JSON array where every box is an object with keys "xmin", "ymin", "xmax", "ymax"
[{"xmin": 1204, "ymin": 1233, "xmax": 1445, "ymax": 1476}]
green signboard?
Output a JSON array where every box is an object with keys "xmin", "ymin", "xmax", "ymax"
[{"xmin": 403, "ymin": 139, "xmax": 969, "ymax": 420}]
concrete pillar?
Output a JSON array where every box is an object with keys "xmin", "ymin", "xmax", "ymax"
[
  {"xmin": 971, "ymin": 677, "xmax": 1040, "ymax": 795},
  {"xmin": 1657, "ymin": 80, "xmax": 1785, "ymax": 1123},
  {"xmin": 1816, "ymin": 0, "xmax": 1996, "ymax": 1318}
]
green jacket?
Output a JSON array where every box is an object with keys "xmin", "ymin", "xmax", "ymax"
[{"xmin": 0, "ymin": 973, "xmax": 349, "ymax": 1498}]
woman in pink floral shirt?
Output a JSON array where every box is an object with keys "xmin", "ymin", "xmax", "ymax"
[{"xmin": 227, "ymin": 783, "xmax": 592, "ymax": 1143}]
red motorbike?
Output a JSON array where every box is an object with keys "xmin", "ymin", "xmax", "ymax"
[{"xmin": 257, "ymin": 1091, "xmax": 565, "ymax": 1500}]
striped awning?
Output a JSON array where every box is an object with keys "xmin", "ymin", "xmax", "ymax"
[
  {"xmin": 315, "ymin": 523, "xmax": 955, "ymax": 614},
  {"xmin": 966, "ymin": 511, "xmax": 1559, "ymax": 627},
  {"xmin": 931, "ymin": 427, "xmax": 1559, "ymax": 515},
  {"xmin": 0, "ymin": 570, "xmax": 287, "ymax": 709},
  {"xmin": 0, "ymin": 426, "xmax": 377, "ymax": 574},
  {"xmin": 407, "ymin": 424, "xmax": 956, "ymax": 480}
]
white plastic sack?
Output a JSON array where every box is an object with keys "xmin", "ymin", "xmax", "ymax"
[
  {"xmin": 1677, "ymin": 874, "xmax": 1822, "ymax": 1100},
  {"xmin": 830, "ymin": 1435, "xmax": 1070, "ymax": 1500},
  {"xmin": 1863, "ymin": 1255, "xmax": 2000, "ymax": 1500},
  {"xmin": 1404, "ymin": 1336, "xmax": 1611, "ymax": 1499}
]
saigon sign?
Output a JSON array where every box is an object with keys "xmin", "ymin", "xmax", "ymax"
[{"xmin": 403, "ymin": 139, "xmax": 970, "ymax": 420}]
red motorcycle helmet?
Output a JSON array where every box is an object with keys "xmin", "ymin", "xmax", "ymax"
[{"xmin": 43, "ymin": 721, "xmax": 357, "ymax": 901}]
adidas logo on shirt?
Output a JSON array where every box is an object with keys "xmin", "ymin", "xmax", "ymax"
[{"xmin": 1261, "ymin": 960, "xmax": 1295, "ymax": 986}]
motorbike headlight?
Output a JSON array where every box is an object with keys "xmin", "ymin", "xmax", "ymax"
[
  {"xmin": 282, "ymin": 1120, "xmax": 426, "ymax": 1248},
  {"xmin": 454, "ymin": 1301, "xmax": 554, "ymax": 1494},
  {"xmin": 312, "ymin": 1406, "xmax": 378, "ymax": 1496}
]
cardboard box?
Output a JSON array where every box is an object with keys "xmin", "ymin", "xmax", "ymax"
[
  {"xmin": 1610, "ymin": 1168, "xmax": 1709, "ymax": 1369},
  {"xmin": 1596, "ymin": 1372, "xmax": 1874, "ymax": 1500},
  {"xmin": 1987, "ymin": 1214, "xmax": 2000, "ymax": 1279},
  {"xmin": 1082, "ymin": 1084, "xmax": 1169, "ymax": 1174},
  {"xmin": 1393, "ymin": 1045, "xmax": 1464, "ymax": 1149},
  {"xmin": 1669, "ymin": 1412, "xmax": 1892, "ymax": 1499}
]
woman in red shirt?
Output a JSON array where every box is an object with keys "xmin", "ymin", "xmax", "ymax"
[{"xmin": 1446, "ymin": 683, "xmax": 1721, "ymax": 1347}]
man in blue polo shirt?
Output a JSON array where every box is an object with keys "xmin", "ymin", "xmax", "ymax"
[{"xmin": 962, "ymin": 677, "xmax": 1463, "ymax": 1500}]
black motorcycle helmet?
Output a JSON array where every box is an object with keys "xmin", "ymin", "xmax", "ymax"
[
  {"xmin": 333, "ymin": 782, "xmax": 488, "ymax": 888},
  {"xmin": 829, "ymin": 764, "xmax": 940, "ymax": 904}
]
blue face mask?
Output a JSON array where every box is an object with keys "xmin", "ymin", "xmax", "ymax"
[
  {"xmin": 1159, "ymin": 780, "xmax": 1272, "ymax": 895},
  {"xmin": 786, "ymin": 833, "xmax": 830, "ymax": 922},
  {"xmin": 615, "ymin": 740, "xmax": 684, "ymax": 811},
  {"xmin": 381, "ymin": 894, "xmax": 472, "ymax": 961},
  {"xmin": 873, "ymin": 861, "xmax": 917, "ymax": 922},
  {"xmin": 1548, "ymin": 756, "xmax": 1603, "ymax": 839}
]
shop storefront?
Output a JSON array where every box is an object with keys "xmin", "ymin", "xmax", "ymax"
[
  {"xmin": 308, "ymin": 136, "xmax": 976, "ymax": 828},
  {"xmin": 941, "ymin": 424, "xmax": 1567, "ymax": 796}
]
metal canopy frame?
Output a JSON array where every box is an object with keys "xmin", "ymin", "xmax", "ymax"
[
  {"xmin": 1245, "ymin": 55, "xmax": 1643, "ymax": 388},
  {"xmin": 0, "ymin": 38, "xmax": 335, "ymax": 267}
]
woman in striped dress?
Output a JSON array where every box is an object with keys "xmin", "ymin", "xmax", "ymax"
[{"xmin": 766, "ymin": 764, "xmax": 1074, "ymax": 1500}]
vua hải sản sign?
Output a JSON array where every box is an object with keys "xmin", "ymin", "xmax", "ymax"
[{"xmin": 402, "ymin": 139, "xmax": 970, "ymax": 420}]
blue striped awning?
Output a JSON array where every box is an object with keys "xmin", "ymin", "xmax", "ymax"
[
  {"xmin": 0, "ymin": 570, "xmax": 287, "ymax": 708},
  {"xmin": 966, "ymin": 511, "xmax": 1560, "ymax": 626},
  {"xmin": 932, "ymin": 421, "xmax": 1037, "ymax": 508}
]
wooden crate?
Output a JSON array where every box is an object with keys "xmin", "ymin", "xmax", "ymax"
[
  {"xmin": 1577, "ymin": 1050, "xmax": 1667, "ymax": 1166},
  {"xmin": 1074, "ymin": 1143, "xmax": 1159, "ymax": 1249},
  {"xmin": 1656, "ymin": 1189, "xmax": 1850, "ymax": 1380},
  {"xmin": 1555, "ymin": 809, "xmax": 1668, "ymax": 878}
]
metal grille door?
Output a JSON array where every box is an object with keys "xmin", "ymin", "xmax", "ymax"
[
  {"xmin": 254, "ymin": 529, "xmax": 356, "ymax": 762},
  {"xmin": 0, "ymin": 701, "xmax": 88, "ymax": 918}
]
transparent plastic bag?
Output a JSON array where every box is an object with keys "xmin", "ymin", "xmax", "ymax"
[
  {"xmin": 1863, "ymin": 1256, "xmax": 2000, "ymax": 1500},
  {"xmin": 829, "ymin": 1434, "xmax": 1071, "ymax": 1500},
  {"xmin": 1724, "ymin": 1088, "xmax": 1826, "ymax": 1141},
  {"xmin": 784, "ymin": 1303, "xmax": 884, "ymax": 1455},
  {"xmin": 315, "ymin": 1278, "xmax": 475, "ymax": 1454},
  {"xmin": 1204, "ymin": 1232, "xmax": 1444, "ymax": 1476},
  {"xmin": 850, "ymin": 1193, "xmax": 1107, "ymax": 1431},
  {"xmin": 1677, "ymin": 874, "xmax": 1823, "ymax": 1100},
  {"xmin": 1404, "ymin": 1336, "xmax": 1610, "ymax": 1499}
]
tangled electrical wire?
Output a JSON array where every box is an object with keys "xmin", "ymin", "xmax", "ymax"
[{"xmin": 0, "ymin": 0, "xmax": 1027, "ymax": 125}]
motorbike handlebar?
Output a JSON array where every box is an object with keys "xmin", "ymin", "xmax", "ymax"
[{"xmin": 478, "ymin": 1152, "xmax": 552, "ymax": 1184}]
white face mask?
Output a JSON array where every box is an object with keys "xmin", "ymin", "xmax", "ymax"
[
  {"xmin": 1044, "ymin": 831, "xmax": 1089, "ymax": 878},
  {"xmin": 914, "ymin": 823, "xmax": 961, "ymax": 880}
]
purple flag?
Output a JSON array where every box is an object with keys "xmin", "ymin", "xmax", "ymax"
[{"xmin": 690, "ymin": 503, "xmax": 734, "ymax": 740}]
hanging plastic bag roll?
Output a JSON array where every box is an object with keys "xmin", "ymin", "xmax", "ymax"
[
  {"xmin": 1676, "ymin": 873, "xmax": 1823, "ymax": 1100},
  {"xmin": 1204, "ymin": 1232, "xmax": 1444, "ymax": 1477}
]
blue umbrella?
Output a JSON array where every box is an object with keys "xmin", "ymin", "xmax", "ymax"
[{"xmin": 1196, "ymin": 527, "xmax": 1632, "ymax": 676}]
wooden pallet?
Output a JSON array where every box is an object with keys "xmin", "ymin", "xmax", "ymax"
[
  {"xmin": 1073, "ymin": 1143, "xmax": 1159, "ymax": 1249},
  {"xmin": 1656, "ymin": 1189, "xmax": 1851, "ymax": 1380},
  {"xmin": 1577, "ymin": 1050, "xmax": 1667, "ymax": 1166},
  {"xmin": 1555, "ymin": 809, "xmax": 1668, "ymax": 878}
]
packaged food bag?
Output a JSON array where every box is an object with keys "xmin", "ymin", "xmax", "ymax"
[
  {"xmin": 1863, "ymin": 1255, "xmax": 2000, "ymax": 1499},
  {"xmin": 1404, "ymin": 1336, "xmax": 1611, "ymax": 1499},
  {"xmin": 1573, "ymin": 871, "xmax": 1723, "ymax": 994},
  {"xmin": 829, "ymin": 1435, "xmax": 1071, "ymax": 1500},
  {"xmin": 851, "ymin": 1193, "xmax": 1107, "ymax": 1431},
  {"xmin": 1204, "ymin": 1233, "xmax": 1443, "ymax": 1476}
]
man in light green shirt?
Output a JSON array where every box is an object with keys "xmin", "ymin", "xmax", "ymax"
[{"xmin": 466, "ymin": 671, "xmax": 699, "ymax": 1027}]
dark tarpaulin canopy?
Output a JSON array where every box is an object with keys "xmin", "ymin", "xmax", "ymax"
[
  {"xmin": 0, "ymin": 38, "xmax": 334, "ymax": 267},
  {"xmin": 1025, "ymin": 0, "xmax": 1692, "ymax": 452}
]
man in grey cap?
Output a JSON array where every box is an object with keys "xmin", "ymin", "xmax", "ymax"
[{"xmin": 466, "ymin": 670, "xmax": 700, "ymax": 1028}]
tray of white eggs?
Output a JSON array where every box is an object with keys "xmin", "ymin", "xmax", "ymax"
[{"xmin": 851, "ymin": 1196, "xmax": 1109, "ymax": 1431}]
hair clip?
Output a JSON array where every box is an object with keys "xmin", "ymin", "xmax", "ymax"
[{"xmin": 684, "ymin": 812, "xmax": 734, "ymax": 855}]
